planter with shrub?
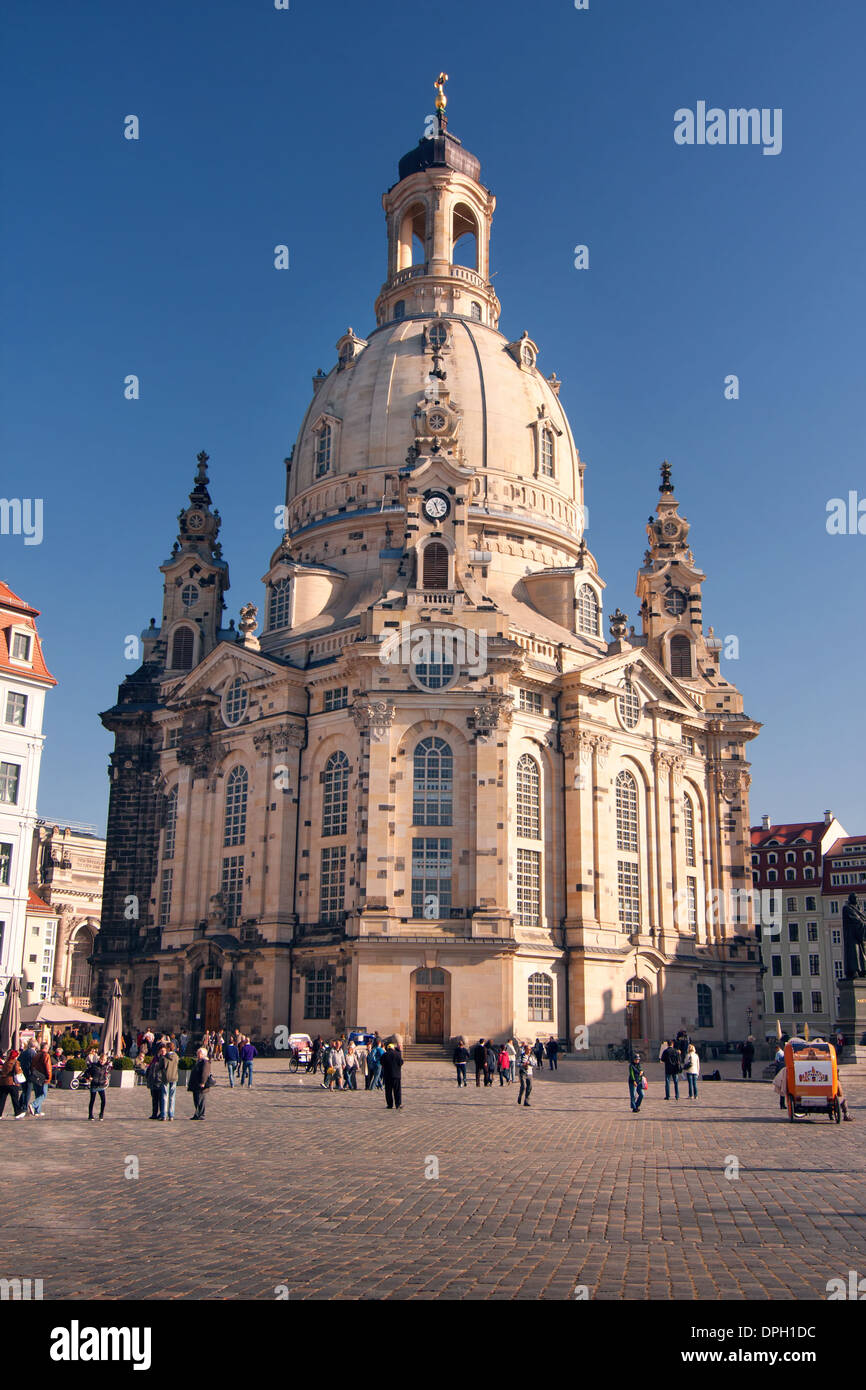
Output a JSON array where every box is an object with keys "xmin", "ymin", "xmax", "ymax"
[
  {"xmin": 58, "ymin": 1057, "xmax": 86, "ymax": 1089},
  {"xmin": 109, "ymin": 1057, "xmax": 136, "ymax": 1088}
]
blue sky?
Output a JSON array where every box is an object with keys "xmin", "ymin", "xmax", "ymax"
[{"xmin": 2, "ymin": 0, "xmax": 864, "ymax": 835}]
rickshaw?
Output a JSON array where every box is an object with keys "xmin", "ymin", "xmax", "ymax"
[
  {"xmin": 287, "ymin": 1033, "xmax": 313, "ymax": 1073},
  {"xmin": 784, "ymin": 1036, "xmax": 842, "ymax": 1123}
]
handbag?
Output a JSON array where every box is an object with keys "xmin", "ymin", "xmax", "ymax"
[
  {"xmin": 641, "ymin": 1077, "xmax": 648, "ymax": 1092},
  {"xmin": 204, "ymin": 1074, "xmax": 216, "ymax": 1089},
  {"xmin": 13, "ymin": 1071, "xmax": 25, "ymax": 1085}
]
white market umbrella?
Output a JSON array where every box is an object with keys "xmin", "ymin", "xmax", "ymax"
[{"xmin": 19, "ymin": 1003, "xmax": 104, "ymax": 1027}]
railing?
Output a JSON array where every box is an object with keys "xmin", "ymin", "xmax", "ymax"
[{"xmin": 407, "ymin": 589, "xmax": 465, "ymax": 607}]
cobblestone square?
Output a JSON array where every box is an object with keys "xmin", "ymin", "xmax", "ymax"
[{"xmin": 3, "ymin": 1058, "xmax": 865, "ymax": 1301}]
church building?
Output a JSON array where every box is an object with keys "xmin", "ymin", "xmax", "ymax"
[{"xmin": 94, "ymin": 96, "xmax": 762, "ymax": 1053}]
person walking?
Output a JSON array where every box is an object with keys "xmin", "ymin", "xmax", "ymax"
[
  {"xmin": 628, "ymin": 1054, "xmax": 646, "ymax": 1113},
  {"xmin": 30, "ymin": 1043, "xmax": 53, "ymax": 1116},
  {"xmin": 307, "ymin": 1035, "xmax": 322, "ymax": 1075},
  {"xmin": 0, "ymin": 1049, "xmax": 24, "ymax": 1117},
  {"xmin": 452, "ymin": 1038, "xmax": 469, "ymax": 1087},
  {"xmin": 381, "ymin": 1042, "xmax": 404, "ymax": 1110},
  {"xmin": 146, "ymin": 1048, "xmax": 164, "ymax": 1118},
  {"xmin": 159, "ymin": 1041, "xmax": 180, "ymax": 1120},
  {"xmin": 344, "ymin": 1042, "xmax": 359, "ymax": 1091},
  {"xmin": 19, "ymin": 1038, "xmax": 39, "ymax": 1115},
  {"xmin": 472, "ymin": 1038, "xmax": 486, "ymax": 1088},
  {"xmin": 239, "ymin": 1037, "xmax": 257, "ymax": 1087},
  {"xmin": 545, "ymin": 1037, "xmax": 558, "ymax": 1071},
  {"xmin": 683, "ymin": 1044, "xmax": 700, "ymax": 1100},
  {"xmin": 533, "ymin": 1037, "xmax": 545, "ymax": 1071},
  {"xmin": 223, "ymin": 1037, "xmax": 239, "ymax": 1087},
  {"xmin": 497, "ymin": 1042, "xmax": 511, "ymax": 1085},
  {"xmin": 329, "ymin": 1040, "xmax": 346, "ymax": 1091},
  {"xmin": 741, "ymin": 1037, "xmax": 755, "ymax": 1080},
  {"xmin": 367, "ymin": 1040, "xmax": 384, "ymax": 1091},
  {"xmin": 517, "ymin": 1045, "xmax": 534, "ymax": 1107},
  {"xmin": 179, "ymin": 1030, "xmax": 189, "ymax": 1055},
  {"xmin": 83, "ymin": 1051, "xmax": 112, "ymax": 1120},
  {"xmin": 484, "ymin": 1040, "xmax": 497, "ymax": 1087},
  {"xmin": 506, "ymin": 1038, "xmax": 517, "ymax": 1082},
  {"xmin": 188, "ymin": 1047, "xmax": 211, "ymax": 1119},
  {"xmin": 661, "ymin": 1040, "xmax": 682, "ymax": 1100}
]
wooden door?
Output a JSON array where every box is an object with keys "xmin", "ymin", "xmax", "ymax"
[
  {"xmin": 204, "ymin": 988, "xmax": 221, "ymax": 1031},
  {"xmin": 416, "ymin": 991, "xmax": 444, "ymax": 1042}
]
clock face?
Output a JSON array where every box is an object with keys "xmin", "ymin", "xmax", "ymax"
[
  {"xmin": 662, "ymin": 521, "xmax": 678, "ymax": 537},
  {"xmin": 424, "ymin": 493, "xmax": 449, "ymax": 522},
  {"xmin": 427, "ymin": 410, "xmax": 447, "ymax": 432},
  {"xmin": 187, "ymin": 511, "xmax": 206, "ymax": 531}
]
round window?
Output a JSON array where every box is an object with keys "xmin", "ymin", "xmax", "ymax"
[
  {"xmin": 223, "ymin": 676, "xmax": 248, "ymax": 726},
  {"xmin": 665, "ymin": 589, "xmax": 686, "ymax": 616},
  {"xmin": 181, "ymin": 584, "xmax": 199, "ymax": 608},
  {"xmin": 427, "ymin": 410, "xmax": 447, "ymax": 432},
  {"xmin": 428, "ymin": 322, "xmax": 448, "ymax": 349}
]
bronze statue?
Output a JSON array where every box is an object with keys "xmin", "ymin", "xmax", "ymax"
[{"xmin": 842, "ymin": 892, "xmax": 866, "ymax": 979}]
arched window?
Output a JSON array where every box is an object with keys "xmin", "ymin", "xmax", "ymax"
[
  {"xmin": 164, "ymin": 786, "xmax": 178, "ymax": 860},
  {"xmin": 415, "ymin": 967, "xmax": 446, "ymax": 985},
  {"xmin": 268, "ymin": 577, "xmax": 291, "ymax": 631},
  {"xmin": 470, "ymin": 301, "xmax": 482, "ymax": 321},
  {"xmin": 670, "ymin": 634, "xmax": 692, "ymax": 678},
  {"xmin": 69, "ymin": 930, "xmax": 93, "ymax": 999},
  {"xmin": 223, "ymin": 676, "xmax": 248, "ymax": 726},
  {"xmin": 322, "ymin": 751, "xmax": 350, "ymax": 837},
  {"xmin": 528, "ymin": 972, "xmax": 553, "ymax": 1021},
  {"xmin": 697, "ymin": 982, "xmax": 713, "ymax": 1028},
  {"xmin": 315, "ymin": 422, "xmax": 332, "ymax": 478},
  {"xmin": 393, "ymin": 299, "xmax": 405, "ymax": 320},
  {"xmin": 413, "ymin": 737, "xmax": 453, "ymax": 826},
  {"xmin": 540, "ymin": 429, "xmax": 554, "ymax": 478},
  {"xmin": 141, "ymin": 976, "xmax": 160, "ymax": 1020},
  {"xmin": 452, "ymin": 203, "xmax": 478, "ymax": 269},
  {"xmin": 768, "ymin": 853, "xmax": 777, "ymax": 864},
  {"xmin": 171, "ymin": 627, "xmax": 194, "ymax": 670},
  {"xmin": 683, "ymin": 794, "xmax": 696, "ymax": 867},
  {"xmin": 785, "ymin": 868, "xmax": 796, "ymax": 881},
  {"xmin": 616, "ymin": 770, "xmax": 639, "ymax": 853},
  {"xmin": 577, "ymin": 584, "xmax": 600, "ymax": 637},
  {"xmin": 223, "ymin": 766, "xmax": 248, "ymax": 847},
  {"xmin": 617, "ymin": 681, "xmax": 641, "ymax": 729},
  {"xmin": 516, "ymin": 754, "xmax": 541, "ymax": 839},
  {"xmin": 767, "ymin": 869, "xmax": 777, "ymax": 882},
  {"xmin": 422, "ymin": 542, "xmax": 449, "ymax": 589}
]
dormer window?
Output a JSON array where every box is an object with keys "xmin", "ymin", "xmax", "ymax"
[
  {"xmin": 10, "ymin": 631, "xmax": 32, "ymax": 664},
  {"xmin": 315, "ymin": 423, "xmax": 332, "ymax": 478},
  {"xmin": 577, "ymin": 583, "xmax": 600, "ymax": 637},
  {"xmin": 540, "ymin": 429, "xmax": 554, "ymax": 478},
  {"xmin": 268, "ymin": 577, "xmax": 292, "ymax": 631}
]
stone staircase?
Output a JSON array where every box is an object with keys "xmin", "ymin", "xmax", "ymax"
[{"xmin": 402, "ymin": 1044, "xmax": 450, "ymax": 1062}]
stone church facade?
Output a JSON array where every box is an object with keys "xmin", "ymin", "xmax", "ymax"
[{"xmin": 94, "ymin": 109, "xmax": 762, "ymax": 1053}]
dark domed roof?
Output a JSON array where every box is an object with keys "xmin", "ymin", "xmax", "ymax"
[{"xmin": 396, "ymin": 129, "xmax": 482, "ymax": 185}]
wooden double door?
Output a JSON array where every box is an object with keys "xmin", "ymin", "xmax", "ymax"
[
  {"xmin": 415, "ymin": 991, "xmax": 445, "ymax": 1043},
  {"xmin": 203, "ymin": 988, "xmax": 222, "ymax": 1032}
]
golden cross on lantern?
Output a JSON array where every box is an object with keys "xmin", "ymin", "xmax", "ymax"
[{"xmin": 434, "ymin": 72, "xmax": 448, "ymax": 112}]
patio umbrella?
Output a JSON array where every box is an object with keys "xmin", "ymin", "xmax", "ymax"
[
  {"xmin": 0, "ymin": 976, "xmax": 21, "ymax": 1054},
  {"xmin": 19, "ymin": 1003, "xmax": 103, "ymax": 1027},
  {"xmin": 101, "ymin": 979, "xmax": 125, "ymax": 1057}
]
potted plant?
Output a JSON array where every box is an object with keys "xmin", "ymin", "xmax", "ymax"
[
  {"xmin": 109, "ymin": 1057, "xmax": 136, "ymax": 1088},
  {"xmin": 58, "ymin": 1057, "xmax": 86, "ymax": 1089}
]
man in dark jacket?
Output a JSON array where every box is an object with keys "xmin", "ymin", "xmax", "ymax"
[
  {"xmin": 484, "ymin": 1041, "xmax": 496, "ymax": 1086},
  {"xmin": 741, "ymin": 1038, "xmax": 755, "ymax": 1080},
  {"xmin": 452, "ymin": 1039, "xmax": 469, "ymax": 1087},
  {"xmin": 239, "ymin": 1038, "xmax": 257, "ymax": 1088},
  {"xmin": 306, "ymin": 1036, "xmax": 322, "ymax": 1074},
  {"xmin": 472, "ymin": 1039, "xmax": 486, "ymax": 1088},
  {"xmin": 381, "ymin": 1043, "xmax": 404, "ymax": 1110},
  {"xmin": 146, "ymin": 1047, "xmax": 164, "ymax": 1118},
  {"xmin": 675, "ymin": 1029, "xmax": 690, "ymax": 1067},
  {"xmin": 83, "ymin": 1052, "xmax": 112, "ymax": 1120},
  {"xmin": 546, "ymin": 1037, "xmax": 559, "ymax": 1071},
  {"xmin": 159, "ymin": 1045, "xmax": 180, "ymax": 1120},
  {"xmin": 188, "ymin": 1049, "xmax": 212, "ymax": 1119},
  {"xmin": 223, "ymin": 1039, "xmax": 239, "ymax": 1087},
  {"xmin": 661, "ymin": 1040, "xmax": 682, "ymax": 1100}
]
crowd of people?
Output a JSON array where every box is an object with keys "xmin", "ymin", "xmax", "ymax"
[{"xmin": 449, "ymin": 1037, "xmax": 554, "ymax": 1103}]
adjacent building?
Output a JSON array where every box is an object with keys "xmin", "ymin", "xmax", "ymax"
[
  {"xmin": 29, "ymin": 820, "xmax": 105, "ymax": 1008},
  {"xmin": 821, "ymin": 835, "xmax": 866, "ymax": 1016},
  {"xmin": 0, "ymin": 582, "xmax": 56, "ymax": 1010},
  {"xmin": 94, "ymin": 102, "xmax": 762, "ymax": 1053},
  {"xmin": 751, "ymin": 812, "xmax": 848, "ymax": 1038}
]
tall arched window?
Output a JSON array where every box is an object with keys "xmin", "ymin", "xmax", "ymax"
[
  {"xmin": 315, "ymin": 422, "xmax": 332, "ymax": 478},
  {"xmin": 616, "ymin": 770, "xmax": 639, "ymax": 853},
  {"xmin": 670, "ymin": 634, "xmax": 692, "ymax": 678},
  {"xmin": 413, "ymin": 738, "xmax": 453, "ymax": 826},
  {"xmin": 697, "ymin": 982, "xmax": 713, "ymax": 1028},
  {"xmin": 470, "ymin": 301, "xmax": 482, "ymax": 321},
  {"xmin": 268, "ymin": 577, "xmax": 291, "ymax": 631},
  {"xmin": 322, "ymin": 751, "xmax": 350, "ymax": 837},
  {"xmin": 540, "ymin": 429, "xmax": 554, "ymax": 478},
  {"xmin": 223, "ymin": 766, "xmax": 248, "ymax": 847},
  {"xmin": 141, "ymin": 976, "xmax": 160, "ymax": 1020},
  {"xmin": 171, "ymin": 627, "xmax": 194, "ymax": 670},
  {"xmin": 422, "ymin": 542, "xmax": 449, "ymax": 589},
  {"xmin": 164, "ymin": 786, "xmax": 178, "ymax": 860},
  {"xmin": 69, "ymin": 930, "xmax": 93, "ymax": 999},
  {"xmin": 528, "ymin": 972, "xmax": 553, "ymax": 1021},
  {"xmin": 683, "ymin": 794, "xmax": 696, "ymax": 868},
  {"xmin": 393, "ymin": 299, "xmax": 405, "ymax": 320},
  {"xmin": 516, "ymin": 754, "xmax": 541, "ymax": 839},
  {"xmin": 577, "ymin": 584, "xmax": 600, "ymax": 637}
]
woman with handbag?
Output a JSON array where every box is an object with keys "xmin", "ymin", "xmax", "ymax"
[
  {"xmin": 0, "ymin": 1049, "xmax": 25, "ymax": 1117},
  {"xmin": 30, "ymin": 1043, "xmax": 53, "ymax": 1116},
  {"xmin": 683, "ymin": 1044, "xmax": 700, "ymax": 1100},
  {"xmin": 187, "ymin": 1047, "xmax": 212, "ymax": 1120}
]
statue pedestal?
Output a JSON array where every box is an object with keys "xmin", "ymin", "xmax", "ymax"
[{"xmin": 835, "ymin": 979, "xmax": 866, "ymax": 1063}]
